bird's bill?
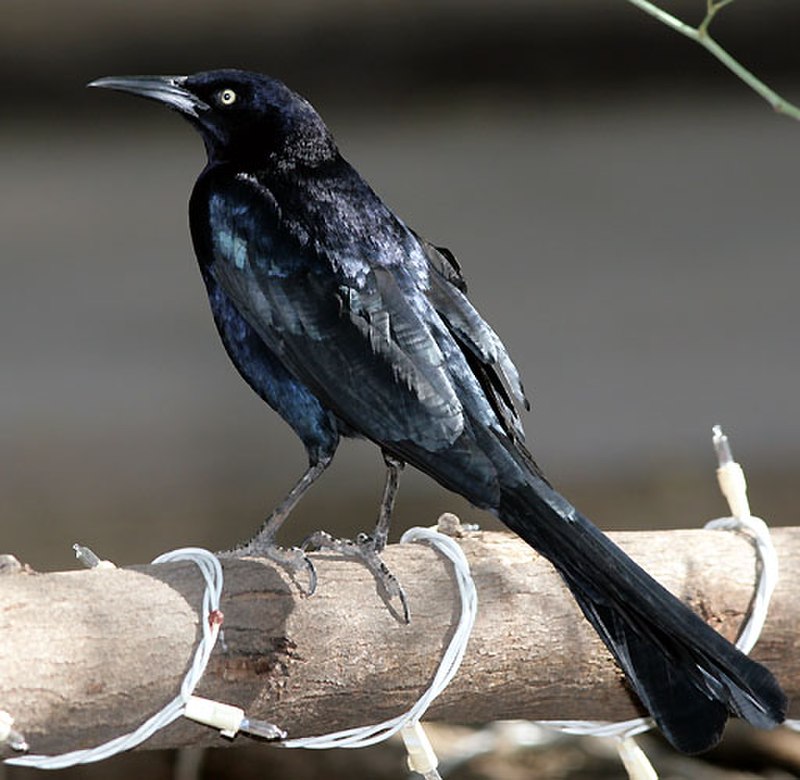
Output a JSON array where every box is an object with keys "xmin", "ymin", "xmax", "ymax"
[{"xmin": 88, "ymin": 75, "xmax": 209, "ymax": 118}]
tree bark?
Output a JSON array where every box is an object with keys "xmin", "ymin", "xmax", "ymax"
[{"xmin": 0, "ymin": 524, "xmax": 797, "ymax": 758}]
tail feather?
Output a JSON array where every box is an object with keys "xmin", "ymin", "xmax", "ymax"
[
  {"xmin": 577, "ymin": 594, "xmax": 729, "ymax": 752},
  {"xmin": 498, "ymin": 476, "xmax": 786, "ymax": 754}
]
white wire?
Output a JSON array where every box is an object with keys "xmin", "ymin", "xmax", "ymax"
[
  {"xmin": 703, "ymin": 515, "xmax": 777, "ymax": 655},
  {"xmin": 5, "ymin": 547, "xmax": 224, "ymax": 770},
  {"xmin": 539, "ymin": 718, "xmax": 653, "ymax": 740},
  {"xmin": 280, "ymin": 526, "xmax": 478, "ymax": 750},
  {"xmin": 704, "ymin": 515, "xmax": 791, "ymax": 732}
]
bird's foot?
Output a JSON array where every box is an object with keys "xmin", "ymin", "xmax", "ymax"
[
  {"xmin": 303, "ymin": 530, "xmax": 409, "ymax": 623},
  {"xmin": 219, "ymin": 537, "xmax": 317, "ymax": 596}
]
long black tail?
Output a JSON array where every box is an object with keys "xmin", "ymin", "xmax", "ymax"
[
  {"xmin": 395, "ymin": 413, "xmax": 786, "ymax": 754},
  {"xmin": 497, "ymin": 470, "xmax": 786, "ymax": 754}
]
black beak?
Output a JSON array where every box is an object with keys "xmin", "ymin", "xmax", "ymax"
[{"xmin": 88, "ymin": 75, "xmax": 209, "ymax": 118}]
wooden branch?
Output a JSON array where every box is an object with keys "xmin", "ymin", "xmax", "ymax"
[{"xmin": 1, "ymin": 525, "xmax": 798, "ymax": 758}]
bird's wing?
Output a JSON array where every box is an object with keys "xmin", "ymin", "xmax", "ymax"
[
  {"xmin": 202, "ymin": 177, "xmax": 466, "ymax": 452},
  {"xmin": 419, "ymin": 239, "xmax": 530, "ymax": 443},
  {"xmin": 420, "ymin": 237, "xmax": 468, "ymax": 293}
]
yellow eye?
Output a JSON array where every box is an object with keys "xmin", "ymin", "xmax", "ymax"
[{"xmin": 218, "ymin": 88, "xmax": 237, "ymax": 106}]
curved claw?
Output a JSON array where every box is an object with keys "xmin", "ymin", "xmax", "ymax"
[
  {"xmin": 389, "ymin": 585, "xmax": 410, "ymax": 624},
  {"xmin": 268, "ymin": 545, "xmax": 316, "ymax": 596},
  {"xmin": 400, "ymin": 592, "xmax": 410, "ymax": 624},
  {"xmin": 372, "ymin": 555, "xmax": 409, "ymax": 623},
  {"xmin": 302, "ymin": 529, "xmax": 410, "ymax": 623},
  {"xmin": 297, "ymin": 548, "xmax": 318, "ymax": 596},
  {"xmin": 218, "ymin": 541, "xmax": 317, "ymax": 597}
]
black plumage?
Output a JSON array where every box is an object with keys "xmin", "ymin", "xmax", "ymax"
[{"xmin": 90, "ymin": 70, "xmax": 786, "ymax": 753}]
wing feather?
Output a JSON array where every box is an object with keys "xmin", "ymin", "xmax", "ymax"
[
  {"xmin": 206, "ymin": 179, "xmax": 465, "ymax": 451},
  {"xmin": 420, "ymin": 240, "xmax": 530, "ymax": 442}
]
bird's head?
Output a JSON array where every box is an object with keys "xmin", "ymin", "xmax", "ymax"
[{"xmin": 89, "ymin": 69, "xmax": 336, "ymax": 168}]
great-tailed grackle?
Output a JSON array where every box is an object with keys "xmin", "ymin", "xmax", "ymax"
[{"xmin": 90, "ymin": 70, "xmax": 786, "ymax": 753}]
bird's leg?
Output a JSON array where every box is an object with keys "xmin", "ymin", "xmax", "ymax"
[
  {"xmin": 304, "ymin": 454, "xmax": 409, "ymax": 622},
  {"xmin": 220, "ymin": 453, "xmax": 333, "ymax": 594},
  {"xmin": 249, "ymin": 455, "xmax": 333, "ymax": 546},
  {"xmin": 368, "ymin": 453, "xmax": 404, "ymax": 552}
]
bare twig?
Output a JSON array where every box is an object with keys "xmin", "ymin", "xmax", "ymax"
[{"xmin": 624, "ymin": 0, "xmax": 800, "ymax": 121}]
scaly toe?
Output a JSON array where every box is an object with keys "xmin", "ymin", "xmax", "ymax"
[
  {"xmin": 218, "ymin": 541, "xmax": 317, "ymax": 595},
  {"xmin": 303, "ymin": 529, "xmax": 409, "ymax": 622}
]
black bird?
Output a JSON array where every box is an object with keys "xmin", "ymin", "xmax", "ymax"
[{"xmin": 90, "ymin": 70, "xmax": 786, "ymax": 753}]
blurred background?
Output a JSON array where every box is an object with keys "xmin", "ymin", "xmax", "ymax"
[{"xmin": 1, "ymin": 0, "xmax": 799, "ymax": 777}]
